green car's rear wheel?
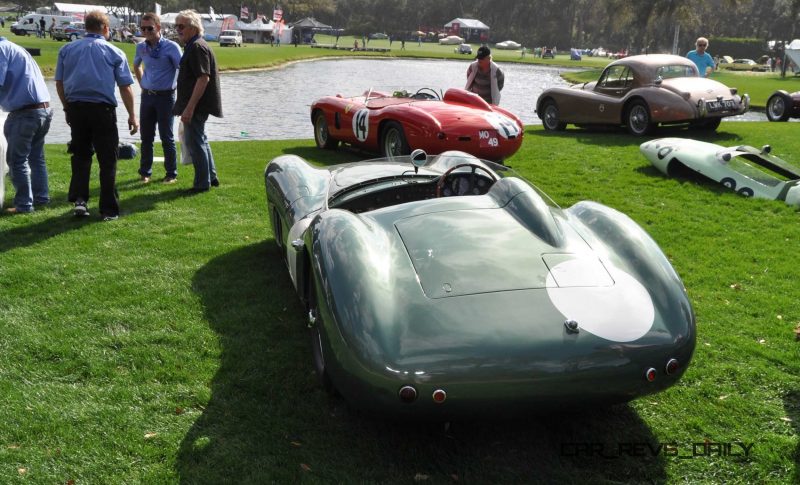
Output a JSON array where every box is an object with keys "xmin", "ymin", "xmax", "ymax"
[{"xmin": 307, "ymin": 278, "xmax": 335, "ymax": 395}]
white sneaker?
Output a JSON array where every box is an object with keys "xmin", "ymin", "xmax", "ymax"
[{"xmin": 74, "ymin": 200, "xmax": 89, "ymax": 217}]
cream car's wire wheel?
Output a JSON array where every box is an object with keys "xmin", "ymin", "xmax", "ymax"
[
  {"xmin": 626, "ymin": 101, "xmax": 653, "ymax": 136},
  {"xmin": 542, "ymin": 100, "xmax": 566, "ymax": 131}
]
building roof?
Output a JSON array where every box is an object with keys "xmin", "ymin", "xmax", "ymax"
[
  {"xmin": 53, "ymin": 3, "xmax": 135, "ymax": 15},
  {"xmin": 444, "ymin": 18, "xmax": 489, "ymax": 30}
]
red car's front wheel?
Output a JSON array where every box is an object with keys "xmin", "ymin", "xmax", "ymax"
[
  {"xmin": 380, "ymin": 121, "xmax": 410, "ymax": 158},
  {"xmin": 313, "ymin": 112, "xmax": 338, "ymax": 149}
]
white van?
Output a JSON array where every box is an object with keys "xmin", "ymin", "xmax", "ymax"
[
  {"xmin": 219, "ymin": 30, "xmax": 243, "ymax": 47},
  {"xmin": 11, "ymin": 14, "xmax": 72, "ymax": 36}
]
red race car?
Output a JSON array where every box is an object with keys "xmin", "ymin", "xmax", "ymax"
[{"xmin": 310, "ymin": 88, "xmax": 524, "ymax": 162}]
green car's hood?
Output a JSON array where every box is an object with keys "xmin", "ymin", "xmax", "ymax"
[{"xmin": 395, "ymin": 207, "xmax": 612, "ymax": 298}]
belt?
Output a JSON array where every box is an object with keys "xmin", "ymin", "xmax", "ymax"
[
  {"xmin": 144, "ymin": 89, "xmax": 175, "ymax": 96},
  {"xmin": 12, "ymin": 101, "xmax": 49, "ymax": 112}
]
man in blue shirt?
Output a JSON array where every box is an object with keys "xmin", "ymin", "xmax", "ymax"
[
  {"xmin": 55, "ymin": 10, "xmax": 138, "ymax": 220},
  {"xmin": 686, "ymin": 37, "xmax": 715, "ymax": 77},
  {"xmin": 134, "ymin": 12, "xmax": 182, "ymax": 184},
  {"xmin": 0, "ymin": 36, "xmax": 53, "ymax": 214}
]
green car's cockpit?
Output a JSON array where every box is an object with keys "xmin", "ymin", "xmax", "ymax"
[{"xmin": 326, "ymin": 151, "xmax": 541, "ymax": 213}]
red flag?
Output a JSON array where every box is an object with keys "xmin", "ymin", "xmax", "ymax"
[{"xmin": 240, "ymin": 6, "xmax": 249, "ymax": 20}]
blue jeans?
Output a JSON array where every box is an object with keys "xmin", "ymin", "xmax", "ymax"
[
  {"xmin": 139, "ymin": 91, "xmax": 177, "ymax": 178},
  {"xmin": 183, "ymin": 112, "xmax": 217, "ymax": 190},
  {"xmin": 4, "ymin": 108, "xmax": 53, "ymax": 212}
]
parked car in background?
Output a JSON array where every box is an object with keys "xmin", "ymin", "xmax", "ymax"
[
  {"xmin": 52, "ymin": 21, "xmax": 85, "ymax": 41},
  {"xmin": 10, "ymin": 13, "xmax": 71, "ymax": 36},
  {"xmin": 219, "ymin": 29, "xmax": 242, "ymax": 47},
  {"xmin": 455, "ymin": 43, "xmax": 472, "ymax": 54},
  {"xmin": 495, "ymin": 40, "xmax": 521, "ymax": 50},
  {"xmin": 439, "ymin": 35, "xmax": 464, "ymax": 45},
  {"xmin": 536, "ymin": 54, "xmax": 749, "ymax": 135},
  {"xmin": 368, "ymin": 32, "xmax": 389, "ymax": 40},
  {"xmin": 722, "ymin": 58, "xmax": 769, "ymax": 71},
  {"xmin": 766, "ymin": 90, "xmax": 800, "ymax": 121},
  {"xmin": 542, "ymin": 47, "xmax": 555, "ymax": 58}
]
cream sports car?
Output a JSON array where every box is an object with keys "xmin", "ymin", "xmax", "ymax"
[
  {"xmin": 640, "ymin": 138, "xmax": 800, "ymax": 205},
  {"xmin": 537, "ymin": 54, "xmax": 749, "ymax": 135}
]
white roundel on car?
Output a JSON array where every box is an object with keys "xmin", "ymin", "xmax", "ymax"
[
  {"xmin": 545, "ymin": 260, "xmax": 655, "ymax": 342},
  {"xmin": 483, "ymin": 112, "xmax": 521, "ymax": 139},
  {"xmin": 352, "ymin": 108, "xmax": 369, "ymax": 142}
]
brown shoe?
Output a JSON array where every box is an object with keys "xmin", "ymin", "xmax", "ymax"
[
  {"xmin": 162, "ymin": 176, "xmax": 177, "ymax": 184},
  {"xmin": 140, "ymin": 176, "xmax": 151, "ymax": 183}
]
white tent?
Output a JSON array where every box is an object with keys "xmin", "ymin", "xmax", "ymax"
[{"xmin": 786, "ymin": 39, "xmax": 800, "ymax": 68}]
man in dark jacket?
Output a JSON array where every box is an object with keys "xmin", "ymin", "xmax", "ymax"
[{"xmin": 173, "ymin": 9, "xmax": 222, "ymax": 193}]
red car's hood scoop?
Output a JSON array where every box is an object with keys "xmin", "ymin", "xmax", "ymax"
[{"xmin": 395, "ymin": 209, "xmax": 612, "ymax": 298}]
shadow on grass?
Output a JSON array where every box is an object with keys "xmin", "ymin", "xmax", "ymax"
[
  {"xmin": 280, "ymin": 145, "xmax": 370, "ymax": 166},
  {"xmin": 180, "ymin": 242, "xmax": 667, "ymax": 483},
  {"xmin": 528, "ymin": 124, "xmax": 744, "ymax": 147},
  {"xmin": 785, "ymin": 390, "xmax": 800, "ymax": 484},
  {"xmin": 0, "ymin": 187, "xmax": 189, "ymax": 254}
]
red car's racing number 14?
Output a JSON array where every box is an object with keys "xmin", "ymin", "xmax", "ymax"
[{"xmin": 352, "ymin": 109, "xmax": 369, "ymax": 142}]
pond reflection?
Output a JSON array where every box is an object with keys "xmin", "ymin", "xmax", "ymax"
[{"xmin": 41, "ymin": 57, "xmax": 771, "ymax": 144}]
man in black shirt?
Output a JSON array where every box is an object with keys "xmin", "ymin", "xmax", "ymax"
[{"xmin": 173, "ymin": 9, "xmax": 222, "ymax": 193}]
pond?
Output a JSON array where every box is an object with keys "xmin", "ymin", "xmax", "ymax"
[{"xmin": 41, "ymin": 57, "xmax": 771, "ymax": 144}]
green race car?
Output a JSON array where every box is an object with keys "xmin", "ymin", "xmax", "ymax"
[{"xmin": 265, "ymin": 150, "xmax": 696, "ymax": 418}]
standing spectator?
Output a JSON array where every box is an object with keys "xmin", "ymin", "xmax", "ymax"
[
  {"xmin": 38, "ymin": 17, "xmax": 45, "ymax": 38},
  {"xmin": 173, "ymin": 10, "xmax": 221, "ymax": 193},
  {"xmin": 686, "ymin": 37, "xmax": 714, "ymax": 77},
  {"xmin": 133, "ymin": 12, "xmax": 182, "ymax": 184},
  {"xmin": 465, "ymin": 46, "xmax": 504, "ymax": 105},
  {"xmin": 401, "ymin": 38, "xmax": 405, "ymax": 50},
  {"xmin": 0, "ymin": 36, "xmax": 53, "ymax": 214},
  {"xmin": 48, "ymin": 18, "xmax": 55, "ymax": 39},
  {"xmin": 55, "ymin": 10, "xmax": 138, "ymax": 220}
]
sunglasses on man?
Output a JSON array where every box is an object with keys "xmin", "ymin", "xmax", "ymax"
[{"xmin": 140, "ymin": 25, "xmax": 155, "ymax": 32}]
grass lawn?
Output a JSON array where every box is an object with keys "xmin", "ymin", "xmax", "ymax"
[{"xmin": 1, "ymin": 122, "xmax": 799, "ymax": 483}]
